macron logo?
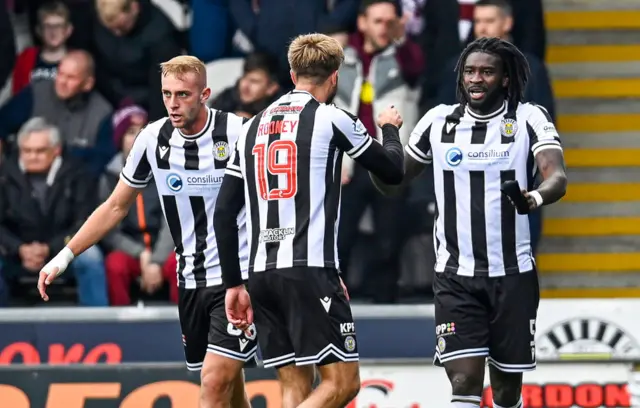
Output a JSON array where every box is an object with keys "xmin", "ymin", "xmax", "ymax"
[
  {"xmin": 159, "ymin": 146, "xmax": 169, "ymax": 158},
  {"xmin": 239, "ymin": 338, "xmax": 249, "ymax": 352},
  {"xmin": 320, "ymin": 297, "xmax": 332, "ymax": 313},
  {"xmin": 445, "ymin": 122, "xmax": 456, "ymax": 134}
]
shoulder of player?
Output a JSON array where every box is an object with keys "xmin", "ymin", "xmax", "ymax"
[
  {"xmin": 138, "ymin": 117, "xmax": 170, "ymax": 142},
  {"xmin": 517, "ymin": 102, "xmax": 553, "ymax": 123},
  {"xmin": 418, "ymin": 103, "xmax": 460, "ymax": 125}
]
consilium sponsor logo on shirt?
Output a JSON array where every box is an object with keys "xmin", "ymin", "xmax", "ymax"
[
  {"xmin": 165, "ymin": 173, "xmax": 223, "ymax": 193},
  {"xmin": 467, "ymin": 149, "xmax": 510, "ymax": 161}
]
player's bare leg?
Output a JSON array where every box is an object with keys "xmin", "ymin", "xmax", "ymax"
[
  {"xmin": 200, "ymin": 352, "xmax": 248, "ymax": 408},
  {"xmin": 276, "ymin": 364, "xmax": 315, "ymax": 408},
  {"xmin": 230, "ymin": 368, "xmax": 251, "ymax": 408},
  {"xmin": 296, "ymin": 361, "xmax": 360, "ymax": 408},
  {"xmin": 443, "ymin": 357, "xmax": 486, "ymax": 407},
  {"xmin": 489, "ymin": 365, "xmax": 523, "ymax": 408}
]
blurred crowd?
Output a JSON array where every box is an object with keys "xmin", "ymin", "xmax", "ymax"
[{"xmin": 0, "ymin": 0, "xmax": 554, "ymax": 307}]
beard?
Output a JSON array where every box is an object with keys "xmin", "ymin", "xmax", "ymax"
[{"xmin": 465, "ymin": 86, "xmax": 505, "ymax": 113}]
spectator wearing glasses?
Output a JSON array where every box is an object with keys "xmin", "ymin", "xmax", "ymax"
[{"xmin": 12, "ymin": 1, "xmax": 73, "ymax": 95}]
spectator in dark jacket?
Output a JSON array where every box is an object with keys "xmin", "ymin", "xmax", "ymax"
[
  {"xmin": 100, "ymin": 100, "xmax": 178, "ymax": 305},
  {"xmin": 230, "ymin": 0, "xmax": 359, "ymax": 87},
  {"xmin": 0, "ymin": 118, "xmax": 107, "ymax": 306},
  {"xmin": 0, "ymin": 51, "xmax": 115, "ymax": 176},
  {"xmin": 209, "ymin": 52, "xmax": 281, "ymax": 119},
  {"xmin": 436, "ymin": 0, "xmax": 556, "ymax": 122},
  {"xmin": 418, "ymin": 0, "xmax": 546, "ymax": 114},
  {"xmin": 93, "ymin": 0, "xmax": 182, "ymax": 121},
  {"xmin": 0, "ymin": 1, "xmax": 16, "ymax": 92}
]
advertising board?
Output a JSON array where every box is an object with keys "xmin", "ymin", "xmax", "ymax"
[
  {"xmin": 536, "ymin": 299, "xmax": 640, "ymax": 361},
  {"xmin": 0, "ymin": 362, "xmax": 634, "ymax": 408},
  {"xmin": 2, "ymin": 299, "xmax": 640, "ymax": 365}
]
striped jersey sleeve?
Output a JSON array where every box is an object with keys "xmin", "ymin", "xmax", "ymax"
[
  {"xmin": 527, "ymin": 104, "xmax": 562, "ymax": 156},
  {"xmin": 224, "ymin": 114, "xmax": 246, "ymax": 180},
  {"xmin": 120, "ymin": 126, "xmax": 153, "ymax": 188},
  {"xmin": 330, "ymin": 106, "xmax": 373, "ymax": 159},
  {"xmin": 406, "ymin": 105, "xmax": 439, "ymax": 163}
]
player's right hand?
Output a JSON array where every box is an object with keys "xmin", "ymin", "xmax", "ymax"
[
  {"xmin": 37, "ymin": 267, "xmax": 59, "ymax": 302},
  {"xmin": 225, "ymin": 286, "xmax": 254, "ymax": 331},
  {"xmin": 377, "ymin": 105, "xmax": 403, "ymax": 129}
]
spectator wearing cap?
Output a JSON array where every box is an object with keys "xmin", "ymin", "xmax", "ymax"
[{"xmin": 99, "ymin": 100, "xmax": 178, "ymax": 305}]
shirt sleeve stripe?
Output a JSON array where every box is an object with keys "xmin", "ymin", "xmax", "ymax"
[
  {"xmin": 225, "ymin": 169, "xmax": 243, "ymax": 179},
  {"xmin": 406, "ymin": 144, "xmax": 431, "ymax": 163},
  {"xmin": 347, "ymin": 136, "xmax": 373, "ymax": 158}
]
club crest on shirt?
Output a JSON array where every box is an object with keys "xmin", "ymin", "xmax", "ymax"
[
  {"xmin": 500, "ymin": 118, "xmax": 518, "ymax": 138},
  {"xmin": 214, "ymin": 141, "xmax": 230, "ymax": 161}
]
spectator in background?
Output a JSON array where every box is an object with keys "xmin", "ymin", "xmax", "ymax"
[
  {"xmin": 229, "ymin": 0, "xmax": 359, "ymax": 88},
  {"xmin": 0, "ymin": 1, "xmax": 16, "ymax": 93},
  {"xmin": 93, "ymin": 0, "xmax": 182, "ymax": 121},
  {"xmin": 418, "ymin": 0, "xmax": 546, "ymax": 113},
  {"xmin": 209, "ymin": 52, "xmax": 281, "ymax": 119},
  {"xmin": 333, "ymin": 0, "xmax": 424, "ymax": 303},
  {"xmin": 0, "ymin": 51, "xmax": 115, "ymax": 176},
  {"xmin": 0, "ymin": 118, "xmax": 107, "ymax": 306},
  {"xmin": 437, "ymin": 0, "xmax": 555, "ymax": 120},
  {"xmin": 100, "ymin": 100, "xmax": 178, "ymax": 305},
  {"xmin": 12, "ymin": 1, "xmax": 73, "ymax": 95}
]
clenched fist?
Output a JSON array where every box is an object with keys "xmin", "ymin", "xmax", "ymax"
[{"xmin": 377, "ymin": 105, "xmax": 403, "ymax": 129}]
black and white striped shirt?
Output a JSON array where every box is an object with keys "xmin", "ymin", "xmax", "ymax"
[
  {"xmin": 407, "ymin": 102, "xmax": 562, "ymax": 277},
  {"xmin": 120, "ymin": 108, "xmax": 249, "ymax": 288},
  {"xmin": 215, "ymin": 90, "xmax": 403, "ymax": 280}
]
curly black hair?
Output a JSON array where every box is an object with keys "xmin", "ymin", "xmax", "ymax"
[{"xmin": 454, "ymin": 37, "xmax": 531, "ymax": 109}]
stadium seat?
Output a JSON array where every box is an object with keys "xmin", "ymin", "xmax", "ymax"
[
  {"xmin": 151, "ymin": 0, "xmax": 191, "ymax": 31},
  {"xmin": 205, "ymin": 58, "xmax": 244, "ymax": 101}
]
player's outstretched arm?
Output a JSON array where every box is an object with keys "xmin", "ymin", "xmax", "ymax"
[
  {"xmin": 331, "ymin": 105, "xmax": 405, "ymax": 186},
  {"xmin": 37, "ymin": 180, "xmax": 140, "ymax": 301},
  {"xmin": 371, "ymin": 152, "xmax": 427, "ymax": 196}
]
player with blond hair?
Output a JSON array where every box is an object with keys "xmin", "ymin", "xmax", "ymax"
[
  {"xmin": 38, "ymin": 55, "xmax": 256, "ymax": 408},
  {"xmin": 214, "ymin": 33, "xmax": 405, "ymax": 407}
]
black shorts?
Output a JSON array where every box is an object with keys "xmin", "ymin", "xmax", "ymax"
[
  {"xmin": 248, "ymin": 267, "xmax": 359, "ymax": 369},
  {"xmin": 178, "ymin": 284, "xmax": 258, "ymax": 371},
  {"xmin": 433, "ymin": 270, "xmax": 540, "ymax": 372}
]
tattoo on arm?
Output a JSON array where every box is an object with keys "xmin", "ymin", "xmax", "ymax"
[
  {"xmin": 371, "ymin": 151, "xmax": 426, "ymax": 196},
  {"xmin": 534, "ymin": 148, "xmax": 567, "ymax": 205}
]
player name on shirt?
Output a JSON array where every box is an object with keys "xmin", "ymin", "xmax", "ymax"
[
  {"xmin": 407, "ymin": 102, "xmax": 562, "ymax": 278},
  {"xmin": 225, "ymin": 90, "xmax": 377, "ymax": 273},
  {"xmin": 120, "ymin": 108, "xmax": 250, "ymax": 289}
]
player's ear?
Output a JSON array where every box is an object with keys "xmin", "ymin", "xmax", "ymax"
[
  {"xmin": 502, "ymin": 75, "xmax": 509, "ymax": 88},
  {"xmin": 290, "ymin": 70, "xmax": 297, "ymax": 85},
  {"xmin": 201, "ymin": 87, "xmax": 211, "ymax": 104}
]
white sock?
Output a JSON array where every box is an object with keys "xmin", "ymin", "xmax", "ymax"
[
  {"xmin": 493, "ymin": 396, "xmax": 523, "ymax": 408},
  {"xmin": 451, "ymin": 395, "xmax": 481, "ymax": 407}
]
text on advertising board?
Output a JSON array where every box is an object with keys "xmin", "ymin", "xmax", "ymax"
[{"xmin": 0, "ymin": 342, "xmax": 122, "ymax": 364}]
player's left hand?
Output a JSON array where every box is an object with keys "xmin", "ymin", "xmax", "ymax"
[
  {"xmin": 339, "ymin": 276, "xmax": 350, "ymax": 301},
  {"xmin": 225, "ymin": 285, "xmax": 254, "ymax": 330}
]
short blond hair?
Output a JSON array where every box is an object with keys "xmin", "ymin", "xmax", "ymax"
[
  {"xmin": 96, "ymin": 0, "xmax": 134, "ymax": 23},
  {"xmin": 160, "ymin": 55, "xmax": 207, "ymax": 87},
  {"xmin": 288, "ymin": 33, "xmax": 344, "ymax": 84}
]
